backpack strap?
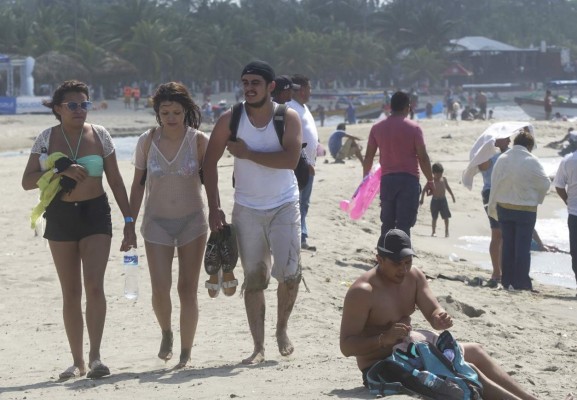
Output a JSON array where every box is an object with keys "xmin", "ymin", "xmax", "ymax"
[
  {"xmin": 229, "ymin": 103, "xmax": 243, "ymax": 141},
  {"xmin": 273, "ymin": 104, "xmax": 287, "ymax": 145}
]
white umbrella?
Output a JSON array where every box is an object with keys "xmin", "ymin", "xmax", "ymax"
[{"xmin": 462, "ymin": 122, "xmax": 534, "ymax": 190}]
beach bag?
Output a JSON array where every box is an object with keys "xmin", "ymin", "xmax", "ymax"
[
  {"xmin": 229, "ymin": 102, "xmax": 309, "ymax": 190},
  {"xmin": 366, "ymin": 330, "xmax": 483, "ymax": 399}
]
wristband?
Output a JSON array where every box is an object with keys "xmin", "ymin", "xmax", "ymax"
[{"xmin": 124, "ymin": 216, "xmax": 134, "ymax": 223}]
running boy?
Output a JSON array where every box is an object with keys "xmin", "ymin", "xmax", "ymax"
[{"xmin": 420, "ymin": 162, "xmax": 455, "ymax": 237}]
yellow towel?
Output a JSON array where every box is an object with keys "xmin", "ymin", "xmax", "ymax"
[{"xmin": 30, "ymin": 152, "xmax": 68, "ymax": 229}]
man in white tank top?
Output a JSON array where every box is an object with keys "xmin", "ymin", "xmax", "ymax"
[{"xmin": 203, "ymin": 61, "xmax": 303, "ymax": 365}]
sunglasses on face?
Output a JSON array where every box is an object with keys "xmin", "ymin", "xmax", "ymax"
[{"xmin": 61, "ymin": 101, "xmax": 93, "ymax": 111}]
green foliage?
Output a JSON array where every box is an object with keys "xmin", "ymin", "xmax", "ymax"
[{"xmin": 3, "ymin": 0, "xmax": 577, "ymax": 88}]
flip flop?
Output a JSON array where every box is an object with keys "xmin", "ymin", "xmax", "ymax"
[
  {"xmin": 221, "ymin": 271, "xmax": 238, "ymax": 297},
  {"xmin": 58, "ymin": 365, "xmax": 85, "ymax": 381},
  {"xmin": 86, "ymin": 360, "xmax": 110, "ymax": 379},
  {"xmin": 205, "ymin": 269, "xmax": 222, "ymax": 298}
]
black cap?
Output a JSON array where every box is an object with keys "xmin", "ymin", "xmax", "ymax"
[
  {"xmin": 377, "ymin": 229, "xmax": 416, "ymax": 261},
  {"xmin": 274, "ymin": 75, "xmax": 300, "ymax": 92},
  {"xmin": 241, "ymin": 60, "xmax": 275, "ymax": 83}
]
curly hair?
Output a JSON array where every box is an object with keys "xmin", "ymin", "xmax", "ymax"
[
  {"xmin": 43, "ymin": 80, "xmax": 90, "ymax": 121},
  {"xmin": 152, "ymin": 82, "xmax": 201, "ymax": 129}
]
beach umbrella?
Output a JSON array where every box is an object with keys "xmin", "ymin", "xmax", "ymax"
[
  {"xmin": 32, "ymin": 51, "xmax": 90, "ymax": 84},
  {"xmin": 462, "ymin": 121, "xmax": 534, "ymax": 190}
]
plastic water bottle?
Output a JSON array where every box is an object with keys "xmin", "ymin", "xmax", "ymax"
[
  {"xmin": 123, "ymin": 247, "xmax": 139, "ymax": 300},
  {"xmin": 39, "ymin": 147, "xmax": 48, "ymax": 171},
  {"xmin": 412, "ymin": 370, "xmax": 443, "ymax": 389}
]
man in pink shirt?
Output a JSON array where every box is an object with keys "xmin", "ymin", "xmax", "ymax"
[{"xmin": 363, "ymin": 91, "xmax": 434, "ymax": 236}]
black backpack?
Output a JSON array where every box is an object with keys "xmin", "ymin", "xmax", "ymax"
[{"xmin": 229, "ymin": 102, "xmax": 310, "ymax": 190}]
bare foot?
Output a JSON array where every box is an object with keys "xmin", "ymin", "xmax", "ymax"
[
  {"xmin": 174, "ymin": 349, "xmax": 190, "ymax": 369},
  {"xmin": 242, "ymin": 349, "xmax": 265, "ymax": 365},
  {"xmin": 277, "ymin": 330, "xmax": 294, "ymax": 356},
  {"xmin": 158, "ymin": 330, "xmax": 173, "ymax": 361}
]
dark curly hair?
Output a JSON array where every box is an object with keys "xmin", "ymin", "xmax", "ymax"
[
  {"xmin": 43, "ymin": 80, "xmax": 90, "ymax": 122},
  {"xmin": 153, "ymin": 82, "xmax": 201, "ymax": 129}
]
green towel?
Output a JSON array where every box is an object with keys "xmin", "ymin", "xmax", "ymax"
[{"xmin": 30, "ymin": 152, "xmax": 68, "ymax": 229}]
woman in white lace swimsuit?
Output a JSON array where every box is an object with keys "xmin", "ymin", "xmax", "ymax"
[{"xmin": 129, "ymin": 82, "xmax": 209, "ymax": 368}]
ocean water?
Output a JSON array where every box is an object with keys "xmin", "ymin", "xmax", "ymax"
[{"xmin": 457, "ymin": 208, "xmax": 576, "ymax": 290}]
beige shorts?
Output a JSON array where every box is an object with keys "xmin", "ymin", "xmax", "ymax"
[{"xmin": 232, "ymin": 201, "xmax": 301, "ymax": 290}]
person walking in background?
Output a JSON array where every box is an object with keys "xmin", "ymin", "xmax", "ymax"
[
  {"xmin": 288, "ymin": 74, "xmax": 319, "ymax": 251},
  {"xmin": 271, "ymin": 75, "xmax": 299, "ymax": 105},
  {"xmin": 363, "ymin": 91, "xmax": 435, "ymax": 237},
  {"xmin": 346, "ymin": 101, "xmax": 356, "ymax": 124},
  {"xmin": 409, "ymin": 88, "xmax": 418, "ymax": 120},
  {"xmin": 123, "ymin": 85, "xmax": 132, "ymax": 109},
  {"xmin": 128, "ymin": 82, "xmax": 210, "ymax": 369},
  {"xmin": 203, "ymin": 61, "xmax": 303, "ymax": 365},
  {"xmin": 132, "ymin": 86, "xmax": 141, "ymax": 111},
  {"xmin": 328, "ymin": 123, "xmax": 363, "ymax": 164},
  {"xmin": 488, "ymin": 129, "xmax": 550, "ymax": 292},
  {"xmin": 544, "ymin": 90, "xmax": 553, "ymax": 120},
  {"xmin": 420, "ymin": 162, "xmax": 455, "ymax": 237},
  {"xmin": 21, "ymin": 80, "xmax": 136, "ymax": 380},
  {"xmin": 476, "ymin": 90, "xmax": 487, "ymax": 120},
  {"xmin": 316, "ymin": 104, "xmax": 326, "ymax": 127},
  {"xmin": 554, "ymin": 147, "xmax": 577, "ymax": 291}
]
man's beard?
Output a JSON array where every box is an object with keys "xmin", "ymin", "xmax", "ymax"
[{"xmin": 245, "ymin": 95, "xmax": 269, "ymax": 109}]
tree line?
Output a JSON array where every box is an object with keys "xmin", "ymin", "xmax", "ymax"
[{"xmin": 2, "ymin": 0, "xmax": 577, "ymax": 93}]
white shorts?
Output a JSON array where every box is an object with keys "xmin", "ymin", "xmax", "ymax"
[{"xmin": 232, "ymin": 201, "xmax": 301, "ymax": 290}]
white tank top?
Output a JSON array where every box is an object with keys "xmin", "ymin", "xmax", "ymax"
[{"xmin": 233, "ymin": 104, "xmax": 299, "ymax": 210}]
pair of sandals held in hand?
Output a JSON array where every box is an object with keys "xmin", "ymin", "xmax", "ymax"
[{"xmin": 204, "ymin": 225, "xmax": 239, "ymax": 297}]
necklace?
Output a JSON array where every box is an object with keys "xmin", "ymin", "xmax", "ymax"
[{"xmin": 60, "ymin": 125, "xmax": 84, "ymax": 161}]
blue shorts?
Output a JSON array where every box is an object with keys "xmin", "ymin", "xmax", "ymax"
[{"xmin": 44, "ymin": 193, "xmax": 112, "ymax": 241}]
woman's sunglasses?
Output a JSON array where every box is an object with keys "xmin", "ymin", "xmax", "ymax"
[{"xmin": 61, "ymin": 101, "xmax": 93, "ymax": 111}]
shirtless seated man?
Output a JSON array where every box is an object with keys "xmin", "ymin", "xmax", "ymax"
[{"xmin": 340, "ymin": 229, "xmax": 553, "ymax": 400}]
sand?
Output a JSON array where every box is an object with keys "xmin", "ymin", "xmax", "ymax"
[{"xmin": 1, "ymin": 102, "xmax": 576, "ymax": 399}]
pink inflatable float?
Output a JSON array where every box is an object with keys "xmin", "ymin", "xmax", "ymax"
[{"xmin": 340, "ymin": 165, "xmax": 381, "ymax": 220}]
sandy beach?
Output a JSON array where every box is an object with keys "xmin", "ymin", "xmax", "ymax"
[{"xmin": 1, "ymin": 101, "xmax": 576, "ymax": 399}]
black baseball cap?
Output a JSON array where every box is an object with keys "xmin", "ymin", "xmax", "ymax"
[
  {"xmin": 377, "ymin": 229, "xmax": 416, "ymax": 261},
  {"xmin": 241, "ymin": 60, "xmax": 275, "ymax": 83},
  {"xmin": 274, "ymin": 75, "xmax": 300, "ymax": 92}
]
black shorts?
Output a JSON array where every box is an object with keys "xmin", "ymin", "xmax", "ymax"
[
  {"xmin": 430, "ymin": 197, "xmax": 451, "ymax": 220},
  {"xmin": 481, "ymin": 189, "xmax": 499, "ymax": 229},
  {"xmin": 44, "ymin": 193, "xmax": 112, "ymax": 241}
]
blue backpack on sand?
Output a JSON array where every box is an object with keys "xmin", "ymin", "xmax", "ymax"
[{"xmin": 366, "ymin": 330, "xmax": 483, "ymax": 399}]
